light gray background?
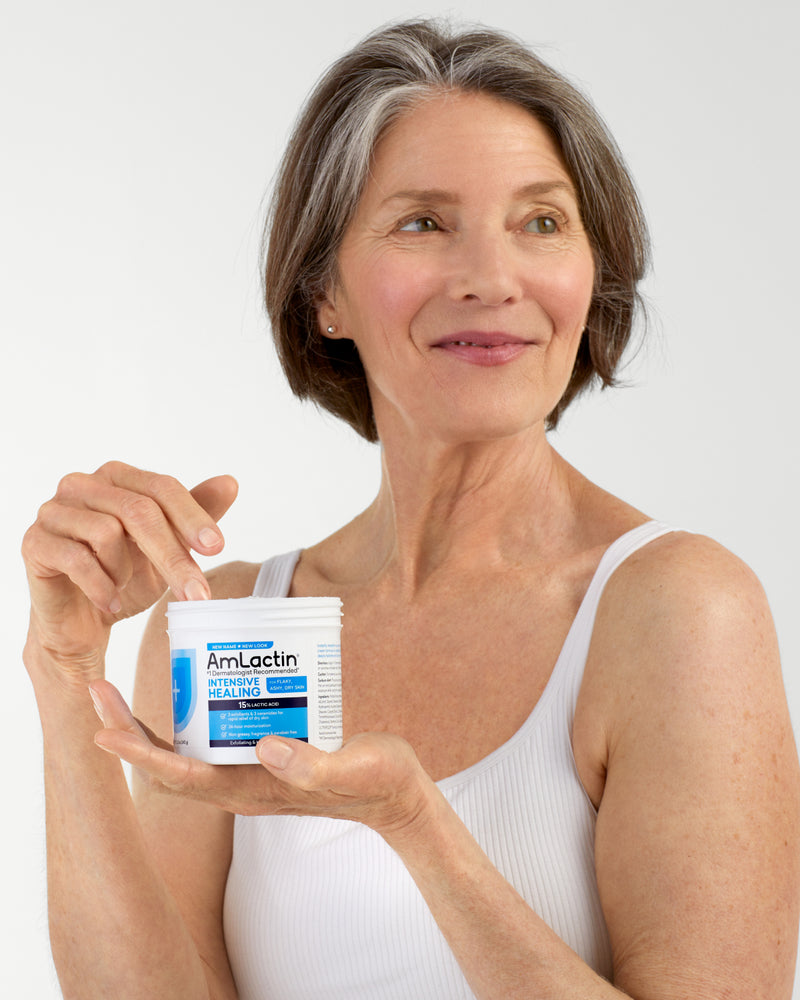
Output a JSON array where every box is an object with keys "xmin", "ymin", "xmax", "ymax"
[{"xmin": 3, "ymin": 0, "xmax": 798, "ymax": 995}]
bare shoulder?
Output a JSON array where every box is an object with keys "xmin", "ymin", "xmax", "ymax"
[
  {"xmin": 603, "ymin": 528, "xmax": 770, "ymax": 627},
  {"xmin": 579, "ymin": 530, "xmax": 790, "ymax": 795},
  {"xmin": 582, "ymin": 529, "xmax": 779, "ymax": 708},
  {"xmin": 580, "ymin": 530, "xmax": 800, "ymax": 998}
]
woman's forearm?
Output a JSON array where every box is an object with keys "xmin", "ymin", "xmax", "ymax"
[
  {"xmin": 28, "ymin": 644, "xmax": 216, "ymax": 1000},
  {"xmin": 93, "ymin": 714, "xmax": 625, "ymax": 999},
  {"xmin": 381, "ymin": 784, "xmax": 626, "ymax": 1000}
]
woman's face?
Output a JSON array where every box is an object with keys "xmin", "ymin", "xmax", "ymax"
[{"xmin": 319, "ymin": 91, "xmax": 596, "ymax": 445}]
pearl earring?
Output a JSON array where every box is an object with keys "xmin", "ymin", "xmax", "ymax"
[{"xmin": 326, "ymin": 325, "xmax": 336, "ymax": 335}]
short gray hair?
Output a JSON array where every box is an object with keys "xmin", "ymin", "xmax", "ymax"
[{"xmin": 265, "ymin": 18, "xmax": 650, "ymax": 440}]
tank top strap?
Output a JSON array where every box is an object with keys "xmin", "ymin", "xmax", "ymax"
[
  {"xmin": 586, "ymin": 519, "xmax": 677, "ymax": 607},
  {"xmin": 554, "ymin": 520, "xmax": 678, "ymax": 710},
  {"xmin": 252, "ymin": 549, "xmax": 301, "ymax": 598}
]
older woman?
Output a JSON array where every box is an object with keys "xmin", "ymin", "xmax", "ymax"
[{"xmin": 22, "ymin": 19, "xmax": 799, "ymax": 1000}]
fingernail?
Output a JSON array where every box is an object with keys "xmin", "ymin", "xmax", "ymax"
[
  {"xmin": 198, "ymin": 527, "xmax": 222, "ymax": 549},
  {"xmin": 184, "ymin": 578, "xmax": 210, "ymax": 602},
  {"xmin": 94, "ymin": 736, "xmax": 119, "ymax": 756},
  {"xmin": 258, "ymin": 739, "xmax": 293, "ymax": 769},
  {"xmin": 88, "ymin": 685, "xmax": 105, "ymax": 725}
]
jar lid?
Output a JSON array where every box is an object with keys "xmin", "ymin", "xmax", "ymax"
[{"xmin": 167, "ymin": 596, "xmax": 342, "ymax": 629}]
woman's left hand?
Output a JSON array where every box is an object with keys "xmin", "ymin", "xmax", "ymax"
[{"xmin": 90, "ymin": 679, "xmax": 432, "ymax": 837}]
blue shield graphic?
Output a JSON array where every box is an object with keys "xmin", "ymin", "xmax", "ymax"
[{"xmin": 171, "ymin": 650, "xmax": 196, "ymax": 733}]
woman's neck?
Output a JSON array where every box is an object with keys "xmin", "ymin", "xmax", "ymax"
[{"xmin": 353, "ymin": 423, "xmax": 587, "ymax": 594}]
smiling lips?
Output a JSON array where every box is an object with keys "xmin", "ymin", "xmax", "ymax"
[{"xmin": 432, "ymin": 332, "xmax": 534, "ymax": 366}]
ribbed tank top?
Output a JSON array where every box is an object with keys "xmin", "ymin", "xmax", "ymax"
[{"xmin": 223, "ymin": 521, "xmax": 675, "ymax": 998}]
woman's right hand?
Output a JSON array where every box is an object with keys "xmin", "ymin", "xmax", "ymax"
[{"xmin": 22, "ymin": 461, "xmax": 238, "ymax": 681}]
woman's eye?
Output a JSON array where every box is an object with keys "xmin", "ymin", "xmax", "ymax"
[
  {"xmin": 399, "ymin": 216, "xmax": 440, "ymax": 232},
  {"xmin": 525, "ymin": 216, "xmax": 559, "ymax": 234}
]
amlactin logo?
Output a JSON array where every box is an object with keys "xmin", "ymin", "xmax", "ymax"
[{"xmin": 205, "ymin": 640, "xmax": 299, "ymax": 670}]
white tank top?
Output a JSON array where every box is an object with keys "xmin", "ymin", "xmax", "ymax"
[{"xmin": 223, "ymin": 521, "xmax": 675, "ymax": 998}]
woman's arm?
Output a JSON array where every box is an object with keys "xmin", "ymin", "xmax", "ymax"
[
  {"xmin": 371, "ymin": 537, "xmax": 800, "ymax": 999},
  {"xmin": 29, "ymin": 660, "xmax": 236, "ymax": 1000},
  {"xmin": 588, "ymin": 533, "xmax": 800, "ymax": 998},
  {"xmin": 94, "ymin": 533, "xmax": 800, "ymax": 999},
  {"xmin": 22, "ymin": 462, "xmax": 240, "ymax": 1000}
]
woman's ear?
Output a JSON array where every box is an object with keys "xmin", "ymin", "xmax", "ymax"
[{"xmin": 317, "ymin": 294, "xmax": 346, "ymax": 340}]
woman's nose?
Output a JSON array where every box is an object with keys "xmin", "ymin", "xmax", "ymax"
[{"xmin": 447, "ymin": 232, "xmax": 524, "ymax": 306}]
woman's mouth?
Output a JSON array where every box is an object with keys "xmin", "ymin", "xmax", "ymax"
[{"xmin": 432, "ymin": 332, "xmax": 535, "ymax": 365}]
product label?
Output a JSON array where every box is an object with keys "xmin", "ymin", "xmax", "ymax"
[
  {"xmin": 203, "ymin": 639, "xmax": 309, "ymax": 746},
  {"xmin": 169, "ymin": 620, "xmax": 342, "ymax": 762},
  {"xmin": 206, "ymin": 674, "xmax": 308, "ymax": 699},
  {"xmin": 316, "ymin": 642, "xmax": 343, "ymax": 743},
  {"xmin": 208, "ymin": 696, "xmax": 309, "ymax": 747},
  {"xmin": 206, "ymin": 644, "xmax": 299, "ymax": 670}
]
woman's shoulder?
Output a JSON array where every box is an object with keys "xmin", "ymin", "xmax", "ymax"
[
  {"xmin": 574, "ymin": 525, "xmax": 787, "ymax": 809},
  {"xmin": 588, "ymin": 527, "xmax": 782, "ymax": 731},
  {"xmin": 604, "ymin": 527, "xmax": 770, "ymax": 630}
]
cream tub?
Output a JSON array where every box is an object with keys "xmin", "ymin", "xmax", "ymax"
[{"xmin": 167, "ymin": 597, "xmax": 343, "ymax": 764}]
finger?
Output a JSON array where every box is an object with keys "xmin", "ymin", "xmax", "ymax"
[
  {"xmin": 256, "ymin": 735, "xmax": 389, "ymax": 800},
  {"xmin": 255, "ymin": 741, "xmax": 380, "ymax": 819},
  {"xmin": 91, "ymin": 680, "xmax": 269, "ymax": 812},
  {"xmin": 90, "ymin": 679, "xmax": 204, "ymax": 782},
  {"xmin": 255, "ymin": 735, "xmax": 428, "ymax": 833},
  {"xmin": 23, "ymin": 521, "xmax": 125, "ymax": 615},
  {"xmin": 58, "ymin": 472, "xmax": 210, "ymax": 602},
  {"xmin": 90, "ymin": 682, "xmax": 174, "ymax": 753},
  {"xmin": 34, "ymin": 499, "xmax": 135, "ymax": 591},
  {"xmin": 93, "ymin": 722, "xmax": 270, "ymax": 813},
  {"xmin": 94, "ymin": 724, "xmax": 207, "ymax": 790},
  {"xmin": 256, "ymin": 737, "xmax": 332, "ymax": 791},
  {"xmin": 134, "ymin": 716, "xmax": 176, "ymax": 753},
  {"xmin": 189, "ymin": 475, "xmax": 239, "ymax": 529},
  {"xmin": 95, "ymin": 728, "xmax": 296, "ymax": 821},
  {"xmin": 96, "ymin": 463, "xmax": 235, "ymax": 555}
]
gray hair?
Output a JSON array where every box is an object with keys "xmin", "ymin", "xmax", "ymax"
[{"xmin": 265, "ymin": 18, "xmax": 650, "ymax": 440}]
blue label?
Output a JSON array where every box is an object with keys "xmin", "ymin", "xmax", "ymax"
[
  {"xmin": 267, "ymin": 675, "xmax": 307, "ymax": 694},
  {"xmin": 171, "ymin": 649, "xmax": 196, "ymax": 733},
  {"xmin": 207, "ymin": 641, "xmax": 274, "ymax": 651},
  {"xmin": 208, "ymin": 706, "xmax": 308, "ymax": 744}
]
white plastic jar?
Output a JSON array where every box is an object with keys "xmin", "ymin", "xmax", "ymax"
[{"xmin": 167, "ymin": 596, "xmax": 343, "ymax": 764}]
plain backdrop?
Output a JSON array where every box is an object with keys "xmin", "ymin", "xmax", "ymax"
[{"xmin": 3, "ymin": 0, "xmax": 798, "ymax": 995}]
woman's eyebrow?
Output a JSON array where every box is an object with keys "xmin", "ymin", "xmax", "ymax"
[
  {"xmin": 514, "ymin": 180, "xmax": 577, "ymax": 200},
  {"xmin": 379, "ymin": 188, "xmax": 460, "ymax": 208},
  {"xmin": 378, "ymin": 180, "xmax": 577, "ymax": 210}
]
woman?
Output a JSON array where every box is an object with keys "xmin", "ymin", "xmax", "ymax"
[{"xmin": 22, "ymin": 19, "xmax": 800, "ymax": 1000}]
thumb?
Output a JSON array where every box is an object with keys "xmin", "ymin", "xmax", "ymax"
[
  {"xmin": 190, "ymin": 474, "xmax": 239, "ymax": 525},
  {"xmin": 257, "ymin": 736, "xmax": 330, "ymax": 791}
]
